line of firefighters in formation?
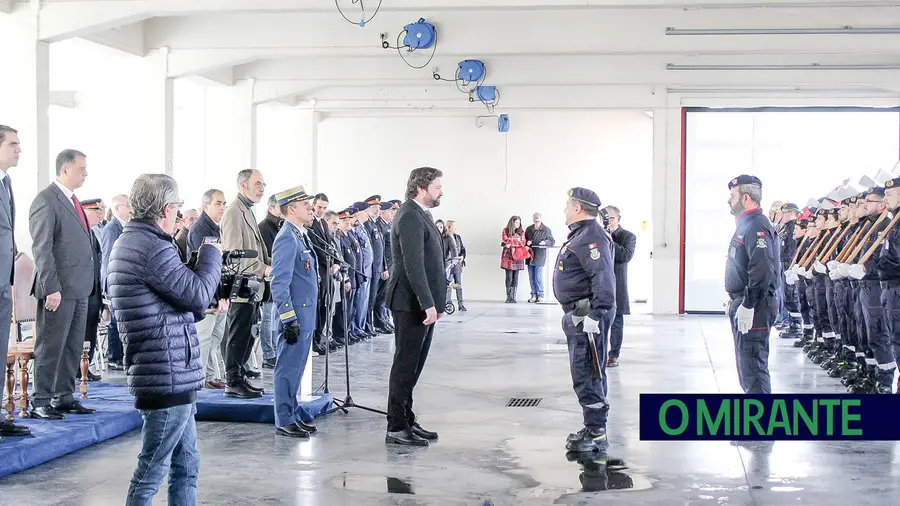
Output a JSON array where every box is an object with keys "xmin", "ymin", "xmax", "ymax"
[{"xmin": 775, "ymin": 167, "xmax": 900, "ymax": 394}]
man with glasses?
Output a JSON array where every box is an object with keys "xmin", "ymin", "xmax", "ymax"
[
  {"xmin": 220, "ymin": 169, "xmax": 272, "ymax": 399},
  {"xmin": 100, "ymin": 193, "xmax": 133, "ymax": 370},
  {"xmin": 602, "ymin": 206, "xmax": 636, "ymax": 368}
]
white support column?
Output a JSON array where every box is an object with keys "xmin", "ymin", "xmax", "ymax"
[
  {"xmin": 203, "ymin": 79, "xmax": 257, "ymax": 197},
  {"xmin": 651, "ymin": 103, "xmax": 683, "ymax": 315},
  {"xmin": 0, "ymin": 7, "xmax": 50, "ymax": 253},
  {"xmin": 309, "ymin": 109, "xmax": 320, "ymax": 193},
  {"xmin": 142, "ymin": 47, "xmax": 175, "ymax": 176}
]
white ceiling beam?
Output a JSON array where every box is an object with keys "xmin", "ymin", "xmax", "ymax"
[
  {"xmin": 82, "ymin": 23, "xmax": 146, "ymax": 57},
  {"xmin": 0, "ymin": 0, "xmax": 12, "ymax": 14},
  {"xmin": 302, "ymin": 85, "xmax": 668, "ymax": 110},
  {"xmin": 144, "ymin": 8, "xmax": 900, "ymax": 58},
  {"xmin": 38, "ymin": 1, "xmax": 154, "ymax": 42},
  {"xmin": 167, "ymin": 49, "xmax": 261, "ymax": 79}
]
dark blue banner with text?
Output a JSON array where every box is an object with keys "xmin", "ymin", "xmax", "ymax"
[{"xmin": 639, "ymin": 394, "xmax": 900, "ymax": 441}]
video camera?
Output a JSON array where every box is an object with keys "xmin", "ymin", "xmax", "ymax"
[
  {"xmin": 187, "ymin": 248, "xmax": 263, "ymax": 303},
  {"xmin": 598, "ymin": 207, "xmax": 611, "ymax": 228}
]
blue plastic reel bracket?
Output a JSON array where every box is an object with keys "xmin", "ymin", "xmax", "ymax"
[{"xmin": 457, "ymin": 60, "xmax": 486, "ymax": 83}]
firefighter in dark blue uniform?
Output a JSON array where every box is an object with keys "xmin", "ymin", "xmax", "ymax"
[
  {"xmin": 777, "ymin": 203, "xmax": 802, "ymax": 340},
  {"xmin": 552, "ymin": 187, "xmax": 617, "ymax": 454},
  {"xmin": 871, "ymin": 176, "xmax": 900, "ymax": 392},
  {"xmin": 725, "ymin": 175, "xmax": 780, "ymax": 395}
]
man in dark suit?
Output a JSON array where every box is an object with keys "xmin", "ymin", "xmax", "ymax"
[
  {"xmin": 308, "ymin": 193, "xmax": 334, "ymax": 354},
  {"xmin": 0, "ymin": 125, "xmax": 31, "ymax": 438},
  {"xmin": 603, "ymin": 206, "xmax": 636, "ymax": 368},
  {"xmin": 28, "ymin": 149, "xmax": 96, "ymax": 419},
  {"xmin": 100, "ymin": 193, "xmax": 132, "ymax": 370},
  {"xmin": 384, "ymin": 167, "xmax": 446, "ymax": 446}
]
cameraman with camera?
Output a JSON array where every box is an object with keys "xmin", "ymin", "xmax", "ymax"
[
  {"xmin": 601, "ymin": 205, "xmax": 636, "ymax": 368},
  {"xmin": 220, "ymin": 169, "xmax": 272, "ymax": 399},
  {"xmin": 106, "ymin": 174, "xmax": 227, "ymax": 506}
]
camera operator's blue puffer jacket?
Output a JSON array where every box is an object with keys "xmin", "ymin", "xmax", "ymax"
[{"xmin": 107, "ymin": 220, "xmax": 222, "ymax": 410}]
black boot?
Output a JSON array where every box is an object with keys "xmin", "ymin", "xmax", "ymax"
[
  {"xmin": 505, "ymin": 287, "xmax": 514, "ymax": 303},
  {"xmin": 510, "ymin": 285, "xmax": 518, "ymax": 303},
  {"xmin": 565, "ymin": 427, "xmax": 609, "ymax": 453}
]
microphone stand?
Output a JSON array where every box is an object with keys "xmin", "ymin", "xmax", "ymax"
[{"xmin": 307, "ymin": 234, "xmax": 387, "ymax": 417}]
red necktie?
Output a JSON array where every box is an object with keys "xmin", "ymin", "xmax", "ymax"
[{"xmin": 71, "ymin": 195, "xmax": 88, "ymax": 230}]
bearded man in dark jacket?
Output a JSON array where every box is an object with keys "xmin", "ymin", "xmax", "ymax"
[{"xmin": 108, "ymin": 174, "xmax": 228, "ymax": 506}]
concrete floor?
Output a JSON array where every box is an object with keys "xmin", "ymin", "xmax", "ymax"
[{"xmin": 2, "ymin": 301, "xmax": 899, "ymax": 505}]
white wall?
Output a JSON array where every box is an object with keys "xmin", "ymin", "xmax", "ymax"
[{"xmin": 314, "ymin": 110, "xmax": 654, "ymax": 304}]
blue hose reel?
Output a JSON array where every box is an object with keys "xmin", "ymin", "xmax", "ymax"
[
  {"xmin": 476, "ymin": 114, "xmax": 510, "ymax": 133},
  {"xmin": 457, "ymin": 60, "xmax": 486, "ymax": 85},
  {"xmin": 403, "ymin": 18, "xmax": 436, "ymax": 49}
]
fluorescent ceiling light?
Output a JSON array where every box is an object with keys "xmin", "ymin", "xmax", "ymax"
[
  {"xmin": 666, "ymin": 63, "xmax": 900, "ymax": 71},
  {"xmin": 665, "ymin": 27, "xmax": 900, "ymax": 36}
]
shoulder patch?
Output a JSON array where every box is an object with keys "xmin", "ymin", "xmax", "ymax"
[{"xmin": 590, "ymin": 249, "xmax": 601, "ymax": 260}]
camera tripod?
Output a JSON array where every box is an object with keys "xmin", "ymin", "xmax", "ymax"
[{"xmin": 307, "ymin": 235, "xmax": 386, "ymax": 417}]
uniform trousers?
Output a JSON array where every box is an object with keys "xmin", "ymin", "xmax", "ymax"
[
  {"xmin": 33, "ymin": 298, "xmax": 88, "ymax": 407},
  {"xmin": 386, "ymin": 310, "xmax": 434, "ymax": 432},
  {"xmin": 562, "ymin": 310, "xmax": 613, "ymax": 429},
  {"xmin": 834, "ymin": 280, "xmax": 850, "ymax": 348},
  {"xmin": 813, "ymin": 274, "xmax": 833, "ymax": 335},
  {"xmin": 825, "ymin": 276, "xmax": 839, "ymax": 339},
  {"xmin": 273, "ymin": 325, "xmax": 314, "ymax": 428},
  {"xmin": 354, "ymin": 279, "xmax": 370, "ymax": 332},
  {"xmin": 851, "ymin": 280, "xmax": 869, "ymax": 355},
  {"xmin": 374, "ymin": 275, "xmax": 391, "ymax": 328},
  {"xmin": 878, "ymin": 285, "xmax": 900, "ymax": 373},
  {"xmin": 333, "ymin": 287, "xmax": 356, "ymax": 341},
  {"xmin": 797, "ymin": 277, "xmax": 814, "ymax": 329},
  {"xmin": 727, "ymin": 295, "xmax": 774, "ymax": 394},
  {"xmin": 860, "ymin": 281, "xmax": 894, "ymax": 373},
  {"xmin": 803, "ymin": 279, "xmax": 818, "ymax": 331}
]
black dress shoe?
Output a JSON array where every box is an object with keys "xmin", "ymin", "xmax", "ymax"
[
  {"xmin": 296, "ymin": 421, "xmax": 317, "ymax": 434},
  {"xmin": 242, "ymin": 379, "xmax": 265, "ymax": 393},
  {"xmin": 224, "ymin": 382, "xmax": 263, "ymax": 399},
  {"xmin": 0, "ymin": 420, "xmax": 32, "ymax": 436},
  {"xmin": 53, "ymin": 401, "xmax": 96, "ymax": 414},
  {"xmin": 411, "ymin": 423, "xmax": 438, "ymax": 440},
  {"xmin": 245, "ymin": 370, "xmax": 261, "ymax": 379},
  {"xmin": 87, "ymin": 371, "xmax": 102, "ymax": 382},
  {"xmin": 29, "ymin": 406, "xmax": 65, "ymax": 420},
  {"xmin": 262, "ymin": 358, "xmax": 276, "ymax": 369},
  {"xmin": 386, "ymin": 428, "xmax": 429, "ymax": 446},
  {"xmin": 276, "ymin": 424, "xmax": 310, "ymax": 438}
]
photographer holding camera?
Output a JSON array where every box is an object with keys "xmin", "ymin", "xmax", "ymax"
[
  {"xmin": 601, "ymin": 205, "xmax": 636, "ymax": 368},
  {"xmin": 106, "ymin": 174, "xmax": 228, "ymax": 506}
]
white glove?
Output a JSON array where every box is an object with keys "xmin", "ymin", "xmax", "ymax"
[
  {"xmin": 828, "ymin": 269, "xmax": 840, "ymax": 281},
  {"xmin": 849, "ymin": 264, "xmax": 866, "ymax": 280},
  {"xmin": 582, "ymin": 316, "xmax": 600, "ymax": 334},
  {"xmin": 814, "ymin": 260, "xmax": 826, "ymax": 274},
  {"xmin": 784, "ymin": 269, "xmax": 794, "ymax": 278},
  {"xmin": 785, "ymin": 274, "xmax": 796, "ymax": 286},
  {"xmin": 804, "ymin": 269, "xmax": 814, "ymax": 279},
  {"xmin": 797, "ymin": 265, "xmax": 807, "ymax": 276},
  {"xmin": 837, "ymin": 263, "xmax": 849, "ymax": 277},
  {"xmin": 735, "ymin": 304, "xmax": 754, "ymax": 334},
  {"xmin": 827, "ymin": 260, "xmax": 838, "ymax": 272}
]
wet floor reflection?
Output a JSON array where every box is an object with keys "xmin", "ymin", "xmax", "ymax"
[{"xmin": 566, "ymin": 452, "xmax": 636, "ymax": 492}]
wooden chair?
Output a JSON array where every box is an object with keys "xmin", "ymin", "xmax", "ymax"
[{"xmin": 4, "ymin": 254, "xmax": 92, "ymax": 422}]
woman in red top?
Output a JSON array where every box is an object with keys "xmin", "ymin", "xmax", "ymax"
[{"xmin": 501, "ymin": 215, "xmax": 529, "ymax": 303}]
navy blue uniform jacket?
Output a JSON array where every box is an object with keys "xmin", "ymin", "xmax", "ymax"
[
  {"xmin": 725, "ymin": 208, "xmax": 780, "ymax": 309},
  {"xmin": 552, "ymin": 219, "xmax": 616, "ymax": 321}
]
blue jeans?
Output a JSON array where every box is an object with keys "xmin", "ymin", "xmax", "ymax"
[
  {"xmin": 126, "ymin": 403, "xmax": 199, "ymax": 506},
  {"xmin": 259, "ymin": 301, "xmax": 276, "ymax": 360},
  {"xmin": 527, "ymin": 264, "xmax": 544, "ymax": 298}
]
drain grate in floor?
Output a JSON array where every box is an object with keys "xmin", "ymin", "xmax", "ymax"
[{"xmin": 506, "ymin": 397, "xmax": 542, "ymax": 407}]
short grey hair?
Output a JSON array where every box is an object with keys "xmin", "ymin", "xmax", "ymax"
[
  {"xmin": 55, "ymin": 149, "xmax": 86, "ymax": 176},
  {"xmin": 738, "ymin": 183, "xmax": 762, "ymax": 205},
  {"xmin": 130, "ymin": 174, "xmax": 180, "ymax": 221},
  {"xmin": 324, "ymin": 210, "xmax": 338, "ymax": 220},
  {"xmin": 202, "ymin": 188, "xmax": 223, "ymax": 206},
  {"xmin": 267, "ymin": 194, "xmax": 278, "ymax": 208},
  {"xmin": 533, "ymin": 212, "xmax": 542, "ymax": 220},
  {"xmin": 237, "ymin": 169, "xmax": 254, "ymax": 186}
]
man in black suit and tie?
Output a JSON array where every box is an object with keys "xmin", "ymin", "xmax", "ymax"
[
  {"xmin": 28, "ymin": 149, "xmax": 96, "ymax": 419},
  {"xmin": 384, "ymin": 167, "xmax": 446, "ymax": 446},
  {"xmin": 0, "ymin": 125, "xmax": 31, "ymax": 438}
]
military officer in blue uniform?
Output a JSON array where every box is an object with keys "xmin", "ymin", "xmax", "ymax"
[
  {"xmin": 552, "ymin": 187, "xmax": 617, "ymax": 454},
  {"xmin": 725, "ymin": 175, "xmax": 780, "ymax": 395},
  {"xmin": 333, "ymin": 206, "xmax": 360, "ymax": 343},
  {"xmin": 271, "ymin": 185, "xmax": 320, "ymax": 438},
  {"xmin": 363, "ymin": 195, "xmax": 388, "ymax": 334},
  {"xmin": 352, "ymin": 201, "xmax": 375, "ymax": 338}
]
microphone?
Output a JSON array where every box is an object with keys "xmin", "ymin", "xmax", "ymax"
[{"xmin": 224, "ymin": 249, "xmax": 258, "ymax": 259}]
